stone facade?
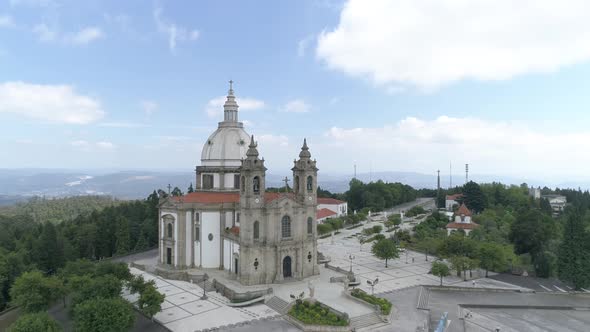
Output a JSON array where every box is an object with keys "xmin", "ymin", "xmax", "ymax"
[{"xmin": 157, "ymin": 83, "xmax": 319, "ymax": 286}]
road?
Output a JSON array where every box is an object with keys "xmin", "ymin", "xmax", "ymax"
[{"xmin": 384, "ymin": 197, "xmax": 436, "ymax": 215}]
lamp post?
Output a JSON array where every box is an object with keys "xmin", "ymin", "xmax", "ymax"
[
  {"xmin": 349, "ymin": 254, "xmax": 355, "ymax": 273},
  {"xmin": 367, "ymin": 277, "xmax": 379, "ymax": 295},
  {"xmin": 201, "ymin": 273, "xmax": 209, "ymax": 300}
]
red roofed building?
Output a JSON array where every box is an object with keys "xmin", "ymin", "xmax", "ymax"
[
  {"xmin": 158, "ymin": 83, "xmax": 320, "ymax": 286},
  {"xmin": 317, "ymin": 197, "xmax": 347, "ymax": 218},
  {"xmin": 446, "ymin": 203, "xmax": 478, "ymax": 235},
  {"xmin": 445, "ymin": 193, "xmax": 463, "ymax": 211},
  {"xmin": 316, "ymin": 208, "xmax": 338, "ymax": 223}
]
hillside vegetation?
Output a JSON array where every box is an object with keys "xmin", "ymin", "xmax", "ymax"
[{"xmin": 0, "ymin": 196, "xmax": 122, "ymax": 224}]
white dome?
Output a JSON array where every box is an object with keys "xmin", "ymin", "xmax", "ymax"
[{"xmin": 201, "ymin": 126, "xmax": 250, "ymax": 167}]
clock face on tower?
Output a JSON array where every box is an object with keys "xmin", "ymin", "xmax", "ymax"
[
  {"xmin": 308, "ymin": 196, "xmax": 312, "ymax": 201},
  {"xmin": 255, "ymin": 198, "xmax": 260, "ymax": 203}
]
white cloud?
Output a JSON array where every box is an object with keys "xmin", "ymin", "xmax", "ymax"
[
  {"xmin": 323, "ymin": 116, "xmax": 590, "ymax": 178},
  {"xmin": 297, "ymin": 35, "xmax": 314, "ymax": 57},
  {"xmin": 99, "ymin": 122, "xmax": 149, "ymax": 128},
  {"xmin": 0, "ymin": 15, "xmax": 15, "ymax": 28},
  {"xmin": 316, "ymin": 0, "xmax": 590, "ymax": 89},
  {"xmin": 280, "ymin": 99, "xmax": 311, "ymax": 113},
  {"xmin": 0, "ymin": 82, "xmax": 105, "ymax": 124},
  {"xmin": 153, "ymin": 6, "xmax": 199, "ymax": 52},
  {"xmin": 68, "ymin": 27, "xmax": 103, "ymax": 45},
  {"xmin": 141, "ymin": 100, "xmax": 158, "ymax": 115},
  {"xmin": 205, "ymin": 96, "xmax": 265, "ymax": 118},
  {"xmin": 258, "ymin": 134, "xmax": 289, "ymax": 147},
  {"xmin": 33, "ymin": 23, "xmax": 57, "ymax": 42},
  {"xmin": 96, "ymin": 141, "xmax": 115, "ymax": 149},
  {"xmin": 33, "ymin": 24, "xmax": 103, "ymax": 45},
  {"xmin": 71, "ymin": 140, "xmax": 115, "ymax": 151}
]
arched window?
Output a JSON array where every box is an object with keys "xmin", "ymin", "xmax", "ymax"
[
  {"xmin": 253, "ymin": 221, "xmax": 260, "ymax": 240},
  {"xmin": 307, "ymin": 217, "xmax": 313, "ymax": 235},
  {"xmin": 253, "ymin": 176, "xmax": 260, "ymax": 193},
  {"xmin": 167, "ymin": 223, "xmax": 173, "ymax": 238},
  {"xmin": 195, "ymin": 226, "xmax": 200, "ymax": 242},
  {"xmin": 306, "ymin": 176, "xmax": 313, "ymax": 192},
  {"xmin": 195, "ymin": 213, "xmax": 200, "ymax": 222},
  {"xmin": 281, "ymin": 215, "xmax": 291, "ymax": 238},
  {"xmin": 241, "ymin": 176, "xmax": 245, "ymax": 193},
  {"xmin": 294, "ymin": 175, "xmax": 300, "ymax": 193}
]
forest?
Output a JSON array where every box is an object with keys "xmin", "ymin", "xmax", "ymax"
[{"xmin": 0, "ymin": 191, "xmax": 160, "ymax": 311}]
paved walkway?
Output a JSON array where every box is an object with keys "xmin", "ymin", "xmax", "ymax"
[{"xmin": 124, "ymin": 268, "xmax": 280, "ymax": 332}]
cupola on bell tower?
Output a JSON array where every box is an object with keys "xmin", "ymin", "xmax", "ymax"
[{"xmin": 292, "ymin": 138, "xmax": 318, "ymax": 206}]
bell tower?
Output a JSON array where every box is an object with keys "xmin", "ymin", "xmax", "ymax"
[
  {"xmin": 292, "ymin": 138, "xmax": 318, "ymax": 206},
  {"xmin": 239, "ymin": 135, "xmax": 266, "ymax": 209}
]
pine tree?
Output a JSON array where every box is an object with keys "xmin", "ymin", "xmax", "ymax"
[
  {"xmin": 462, "ymin": 181, "xmax": 487, "ymax": 213},
  {"xmin": 187, "ymin": 183, "xmax": 194, "ymax": 193},
  {"xmin": 558, "ymin": 209, "xmax": 590, "ymax": 290},
  {"xmin": 115, "ymin": 217, "xmax": 130, "ymax": 256},
  {"xmin": 36, "ymin": 222, "xmax": 63, "ymax": 274}
]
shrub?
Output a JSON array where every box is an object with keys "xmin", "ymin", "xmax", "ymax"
[
  {"xmin": 288, "ymin": 300, "xmax": 348, "ymax": 326},
  {"xmin": 317, "ymin": 223, "xmax": 333, "ymax": 235},
  {"xmin": 350, "ymin": 289, "xmax": 392, "ymax": 315}
]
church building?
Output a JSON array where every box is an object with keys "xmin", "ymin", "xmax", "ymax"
[{"xmin": 158, "ymin": 83, "xmax": 320, "ymax": 286}]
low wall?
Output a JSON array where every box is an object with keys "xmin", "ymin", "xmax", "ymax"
[
  {"xmin": 212, "ymin": 279, "xmax": 272, "ymax": 302},
  {"xmin": 342, "ymin": 290, "xmax": 389, "ymax": 323}
]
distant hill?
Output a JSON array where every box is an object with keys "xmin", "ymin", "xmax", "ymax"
[{"xmin": 0, "ymin": 168, "xmax": 585, "ymax": 202}]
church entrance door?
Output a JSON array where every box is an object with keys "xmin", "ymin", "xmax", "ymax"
[
  {"xmin": 166, "ymin": 248, "xmax": 172, "ymax": 265},
  {"xmin": 283, "ymin": 256, "xmax": 292, "ymax": 278}
]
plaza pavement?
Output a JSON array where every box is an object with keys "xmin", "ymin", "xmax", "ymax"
[{"xmin": 123, "ymin": 267, "xmax": 281, "ymax": 332}]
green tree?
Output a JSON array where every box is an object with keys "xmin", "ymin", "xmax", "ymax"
[
  {"xmin": 558, "ymin": 209, "xmax": 590, "ymax": 289},
  {"xmin": 478, "ymin": 243, "xmax": 507, "ymax": 277},
  {"xmin": 138, "ymin": 284, "xmax": 165, "ymax": 321},
  {"xmin": 35, "ymin": 222, "xmax": 64, "ymax": 274},
  {"xmin": 171, "ymin": 187, "xmax": 183, "ymax": 197},
  {"xmin": 371, "ymin": 239, "xmax": 399, "ymax": 268},
  {"xmin": 187, "ymin": 183, "xmax": 194, "ymax": 193},
  {"xmin": 10, "ymin": 271, "xmax": 62, "ymax": 313},
  {"xmin": 431, "ymin": 261, "xmax": 450, "ymax": 286},
  {"xmin": 462, "ymin": 181, "xmax": 487, "ymax": 213},
  {"xmin": 73, "ymin": 297, "xmax": 135, "ymax": 332},
  {"xmin": 449, "ymin": 256, "xmax": 471, "ymax": 280},
  {"xmin": 510, "ymin": 209, "xmax": 556, "ymax": 275},
  {"xmin": 8, "ymin": 312, "xmax": 62, "ymax": 332},
  {"xmin": 115, "ymin": 216, "xmax": 130, "ymax": 255}
]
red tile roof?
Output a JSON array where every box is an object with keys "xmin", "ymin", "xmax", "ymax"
[
  {"xmin": 229, "ymin": 226, "xmax": 240, "ymax": 235},
  {"xmin": 454, "ymin": 203, "xmax": 472, "ymax": 216},
  {"xmin": 446, "ymin": 222, "xmax": 479, "ymax": 230},
  {"xmin": 317, "ymin": 208, "xmax": 337, "ymax": 219},
  {"xmin": 446, "ymin": 193, "xmax": 463, "ymax": 200},
  {"xmin": 173, "ymin": 191, "xmax": 295, "ymax": 204},
  {"xmin": 317, "ymin": 197, "xmax": 346, "ymax": 205}
]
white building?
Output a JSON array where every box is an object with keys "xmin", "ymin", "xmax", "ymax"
[
  {"xmin": 317, "ymin": 197, "xmax": 347, "ymax": 217},
  {"xmin": 445, "ymin": 193, "xmax": 463, "ymax": 211},
  {"xmin": 542, "ymin": 195, "xmax": 567, "ymax": 214},
  {"xmin": 446, "ymin": 203, "xmax": 479, "ymax": 235},
  {"xmin": 157, "ymin": 83, "xmax": 319, "ymax": 285}
]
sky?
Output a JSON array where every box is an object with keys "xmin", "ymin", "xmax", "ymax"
[{"xmin": 2, "ymin": 0, "xmax": 590, "ymax": 183}]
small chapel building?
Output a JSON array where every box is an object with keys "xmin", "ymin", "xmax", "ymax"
[
  {"xmin": 158, "ymin": 83, "xmax": 320, "ymax": 286},
  {"xmin": 445, "ymin": 203, "xmax": 479, "ymax": 235}
]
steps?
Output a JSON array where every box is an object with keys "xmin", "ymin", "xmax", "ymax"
[
  {"xmin": 417, "ymin": 286, "xmax": 430, "ymax": 309},
  {"xmin": 350, "ymin": 312, "xmax": 383, "ymax": 330},
  {"xmin": 265, "ymin": 296, "xmax": 290, "ymax": 314}
]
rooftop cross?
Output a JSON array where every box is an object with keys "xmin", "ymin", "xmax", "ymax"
[
  {"xmin": 167, "ymin": 183, "xmax": 172, "ymax": 194},
  {"xmin": 229, "ymin": 80, "xmax": 233, "ymax": 92},
  {"xmin": 283, "ymin": 176, "xmax": 290, "ymax": 192}
]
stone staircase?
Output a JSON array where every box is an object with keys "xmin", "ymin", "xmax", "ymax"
[
  {"xmin": 350, "ymin": 312, "xmax": 383, "ymax": 330},
  {"xmin": 265, "ymin": 296, "xmax": 290, "ymax": 314},
  {"xmin": 416, "ymin": 286, "xmax": 430, "ymax": 310}
]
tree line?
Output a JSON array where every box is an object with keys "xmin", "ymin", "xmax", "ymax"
[{"xmin": 0, "ymin": 191, "xmax": 161, "ymax": 311}]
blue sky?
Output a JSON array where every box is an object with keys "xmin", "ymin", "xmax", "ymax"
[{"xmin": 2, "ymin": 0, "xmax": 590, "ymax": 182}]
